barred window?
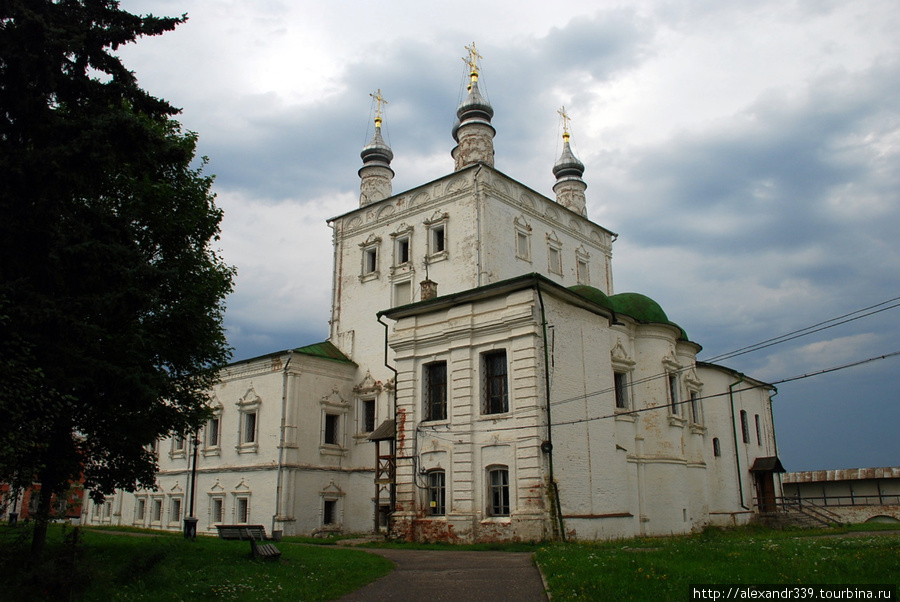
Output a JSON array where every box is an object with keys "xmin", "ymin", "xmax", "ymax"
[
  {"xmin": 425, "ymin": 361, "xmax": 448, "ymax": 421},
  {"xmin": 483, "ymin": 351, "xmax": 508, "ymax": 415},
  {"xmin": 427, "ymin": 470, "xmax": 446, "ymax": 516},
  {"xmin": 614, "ymin": 372, "xmax": 629, "ymax": 409}
]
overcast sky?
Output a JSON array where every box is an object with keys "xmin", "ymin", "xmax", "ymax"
[{"xmin": 117, "ymin": 0, "xmax": 899, "ymax": 473}]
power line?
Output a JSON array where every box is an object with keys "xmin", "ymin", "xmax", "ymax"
[
  {"xmin": 547, "ymin": 294, "xmax": 900, "ymax": 410},
  {"xmin": 701, "ymin": 296, "xmax": 900, "ymax": 364}
]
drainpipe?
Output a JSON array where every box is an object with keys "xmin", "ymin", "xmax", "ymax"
[
  {"xmin": 473, "ymin": 165, "xmax": 484, "ymax": 287},
  {"xmin": 729, "ymin": 375, "xmax": 749, "ymax": 511},
  {"xmin": 768, "ymin": 386, "xmax": 781, "ymax": 497},
  {"xmin": 536, "ymin": 282, "xmax": 566, "ymax": 541},
  {"xmin": 273, "ymin": 349, "xmax": 294, "ymax": 537}
]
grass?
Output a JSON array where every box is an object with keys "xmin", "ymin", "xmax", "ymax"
[
  {"xmin": 535, "ymin": 525, "xmax": 900, "ymax": 600},
  {"xmin": 0, "ymin": 524, "xmax": 393, "ymax": 600},
  {"xmin": 1, "ymin": 523, "xmax": 897, "ymax": 600}
]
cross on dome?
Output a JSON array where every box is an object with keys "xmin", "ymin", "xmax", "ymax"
[
  {"xmin": 463, "ymin": 42, "xmax": 483, "ymax": 83},
  {"xmin": 558, "ymin": 105, "xmax": 573, "ymax": 141},
  {"xmin": 370, "ymin": 89, "xmax": 388, "ymax": 127}
]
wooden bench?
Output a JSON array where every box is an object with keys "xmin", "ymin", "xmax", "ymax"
[{"xmin": 215, "ymin": 525, "xmax": 281, "ymax": 560}]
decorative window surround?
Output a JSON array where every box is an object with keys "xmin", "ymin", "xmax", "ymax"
[
  {"xmin": 359, "ymin": 234, "xmax": 382, "ymax": 282},
  {"xmin": 424, "ymin": 211, "xmax": 449, "ymax": 262},
  {"xmin": 320, "ymin": 387, "xmax": 350, "ymax": 455},
  {"xmin": 547, "ymin": 231, "xmax": 563, "ymax": 275},
  {"xmin": 576, "ymin": 246, "xmax": 591, "ymax": 285},
  {"xmin": 514, "ymin": 215, "xmax": 532, "ymax": 262},
  {"xmin": 236, "ymin": 385, "xmax": 261, "ymax": 454}
]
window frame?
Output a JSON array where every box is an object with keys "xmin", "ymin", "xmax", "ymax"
[
  {"xmin": 394, "ymin": 235, "xmax": 410, "ymax": 266},
  {"xmin": 668, "ymin": 373, "xmax": 680, "ymax": 415},
  {"xmin": 487, "ymin": 466, "xmax": 510, "ymax": 517},
  {"xmin": 360, "ymin": 398, "xmax": 376, "ymax": 434},
  {"xmin": 235, "ymin": 496, "xmax": 250, "ymax": 524},
  {"xmin": 614, "ymin": 371, "xmax": 630, "ymax": 410},
  {"xmin": 427, "ymin": 469, "xmax": 446, "ymax": 516},
  {"xmin": 324, "ymin": 412, "xmax": 341, "ymax": 447},
  {"xmin": 482, "ymin": 350, "xmax": 509, "ymax": 415},
  {"xmin": 689, "ymin": 390, "xmax": 702, "ymax": 425},
  {"xmin": 424, "ymin": 361, "xmax": 448, "ymax": 422}
]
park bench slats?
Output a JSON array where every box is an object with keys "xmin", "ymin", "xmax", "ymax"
[{"xmin": 215, "ymin": 524, "xmax": 281, "ymax": 560}]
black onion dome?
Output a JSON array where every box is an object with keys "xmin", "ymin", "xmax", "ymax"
[
  {"xmin": 456, "ymin": 79, "xmax": 494, "ymax": 125},
  {"xmin": 553, "ymin": 138, "xmax": 585, "ymax": 180},
  {"xmin": 360, "ymin": 124, "xmax": 393, "ymax": 166}
]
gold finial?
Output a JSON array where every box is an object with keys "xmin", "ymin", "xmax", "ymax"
[
  {"xmin": 558, "ymin": 106, "xmax": 572, "ymax": 142},
  {"xmin": 370, "ymin": 89, "xmax": 388, "ymax": 127},
  {"xmin": 463, "ymin": 42, "xmax": 483, "ymax": 84}
]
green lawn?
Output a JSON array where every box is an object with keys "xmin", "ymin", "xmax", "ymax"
[
  {"xmin": 2, "ymin": 523, "xmax": 897, "ymax": 600},
  {"xmin": 0, "ymin": 525, "xmax": 393, "ymax": 600},
  {"xmin": 535, "ymin": 526, "xmax": 900, "ymax": 600}
]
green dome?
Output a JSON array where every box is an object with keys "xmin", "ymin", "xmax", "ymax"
[
  {"xmin": 609, "ymin": 292, "xmax": 669, "ymax": 324},
  {"xmin": 568, "ymin": 285, "xmax": 613, "ymax": 311}
]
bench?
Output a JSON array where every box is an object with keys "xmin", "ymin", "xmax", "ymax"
[{"xmin": 215, "ymin": 524, "xmax": 281, "ymax": 560}]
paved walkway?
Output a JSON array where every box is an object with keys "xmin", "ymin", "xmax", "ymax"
[{"xmin": 338, "ymin": 549, "xmax": 548, "ymax": 601}]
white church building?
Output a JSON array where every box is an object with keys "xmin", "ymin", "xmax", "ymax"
[{"xmin": 83, "ymin": 48, "xmax": 784, "ymax": 542}]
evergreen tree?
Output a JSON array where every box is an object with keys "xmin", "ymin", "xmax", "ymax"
[{"xmin": 0, "ymin": 0, "xmax": 235, "ymax": 554}]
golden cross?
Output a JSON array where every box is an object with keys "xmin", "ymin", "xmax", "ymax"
[
  {"xmin": 558, "ymin": 106, "xmax": 572, "ymax": 136},
  {"xmin": 370, "ymin": 89, "xmax": 388, "ymax": 123},
  {"xmin": 463, "ymin": 42, "xmax": 483, "ymax": 79}
]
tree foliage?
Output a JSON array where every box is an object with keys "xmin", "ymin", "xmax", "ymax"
[{"xmin": 0, "ymin": 1, "xmax": 235, "ymax": 551}]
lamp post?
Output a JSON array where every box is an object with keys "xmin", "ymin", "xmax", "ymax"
[{"xmin": 183, "ymin": 432, "xmax": 200, "ymax": 539}]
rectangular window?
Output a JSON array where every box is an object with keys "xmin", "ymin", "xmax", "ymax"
[
  {"xmin": 393, "ymin": 281, "xmax": 411, "ymax": 306},
  {"xmin": 516, "ymin": 231, "xmax": 530, "ymax": 261},
  {"xmin": 395, "ymin": 237, "xmax": 410, "ymax": 265},
  {"xmin": 171, "ymin": 498, "xmax": 182, "ymax": 523},
  {"xmin": 243, "ymin": 411, "xmax": 257, "ymax": 444},
  {"xmin": 614, "ymin": 372, "xmax": 629, "ymax": 409},
  {"xmin": 690, "ymin": 391, "xmax": 701, "ymax": 424},
  {"xmin": 173, "ymin": 435, "xmax": 186, "ymax": 452},
  {"xmin": 323, "ymin": 500, "xmax": 337, "ymax": 525},
  {"xmin": 236, "ymin": 497, "xmax": 249, "ymax": 523},
  {"xmin": 212, "ymin": 498, "xmax": 224, "ymax": 524},
  {"xmin": 755, "ymin": 414, "xmax": 761, "ymax": 445},
  {"xmin": 668, "ymin": 374, "xmax": 680, "ymax": 415},
  {"xmin": 428, "ymin": 470, "xmax": 446, "ymax": 516},
  {"xmin": 713, "ymin": 437, "xmax": 721, "ymax": 457},
  {"xmin": 488, "ymin": 467, "xmax": 510, "ymax": 516},
  {"xmin": 362, "ymin": 399, "xmax": 376, "ymax": 433},
  {"xmin": 207, "ymin": 417, "xmax": 220, "ymax": 447},
  {"xmin": 548, "ymin": 245, "xmax": 562, "ymax": 274},
  {"xmin": 364, "ymin": 247, "xmax": 378, "ymax": 274},
  {"xmin": 135, "ymin": 499, "xmax": 146, "ymax": 522},
  {"xmin": 483, "ymin": 350, "xmax": 509, "ymax": 415},
  {"xmin": 740, "ymin": 410, "xmax": 750, "ymax": 443},
  {"xmin": 152, "ymin": 499, "xmax": 162, "ymax": 522},
  {"xmin": 576, "ymin": 257, "xmax": 589, "ymax": 285},
  {"xmin": 324, "ymin": 413, "xmax": 340, "ymax": 446},
  {"xmin": 425, "ymin": 361, "xmax": 448, "ymax": 421},
  {"xmin": 430, "ymin": 225, "xmax": 445, "ymax": 254}
]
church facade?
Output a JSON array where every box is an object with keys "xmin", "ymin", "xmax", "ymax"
[{"xmin": 82, "ymin": 49, "xmax": 783, "ymax": 542}]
